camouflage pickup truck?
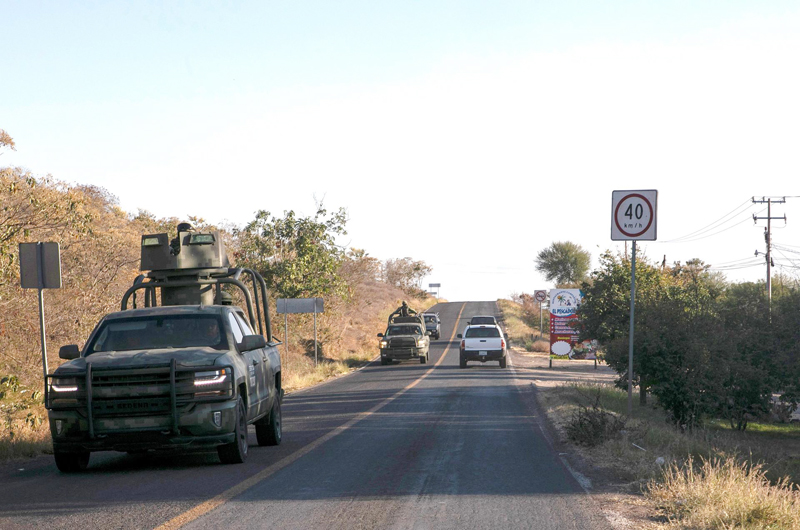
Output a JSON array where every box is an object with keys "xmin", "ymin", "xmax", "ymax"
[
  {"xmin": 377, "ymin": 315, "xmax": 431, "ymax": 365},
  {"xmin": 46, "ymin": 224, "xmax": 282, "ymax": 472}
]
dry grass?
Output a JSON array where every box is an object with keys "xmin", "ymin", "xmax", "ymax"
[
  {"xmin": 0, "ymin": 376, "xmax": 52, "ymax": 460},
  {"xmin": 538, "ymin": 382, "xmax": 800, "ymax": 529},
  {"xmin": 647, "ymin": 457, "xmax": 800, "ymax": 529},
  {"xmin": 497, "ymin": 298, "xmax": 548, "ymax": 351}
]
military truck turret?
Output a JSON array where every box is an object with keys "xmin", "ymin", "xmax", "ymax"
[{"xmin": 46, "ymin": 224, "xmax": 282, "ymax": 472}]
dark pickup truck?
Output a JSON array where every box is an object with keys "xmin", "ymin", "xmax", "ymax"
[
  {"xmin": 46, "ymin": 224, "xmax": 283, "ymax": 472},
  {"xmin": 378, "ymin": 315, "xmax": 431, "ymax": 364}
]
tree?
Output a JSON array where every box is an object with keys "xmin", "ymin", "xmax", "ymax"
[
  {"xmin": 577, "ymin": 252, "xmax": 780, "ymax": 430},
  {"xmin": 577, "ymin": 251, "xmax": 669, "ymax": 406},
  {"xmin": 0, "ymin": 129, "xmax": 15, "ymax": 154},
  {"xmin": 381, "ymin": 257, "xmax": 432, "ymax": 295},
  {"xmin": 233, "ymin": 204, "xmax": 348, "ymax": 299},
  {"xmin": 0, "ymin": 168, "xmax": 93, "ymax": 290},
  {"xmin": 535, "ymin": 241, "xmax": 591, "ymax": 287}
]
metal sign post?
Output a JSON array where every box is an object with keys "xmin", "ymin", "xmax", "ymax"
[
  {"xmin": 19, "ymin": 242, "xmax": 62, "ymax": 392},
  {"xmin": 534, "ymin": 290, "xmax": 547, "ymax": 338},
  {"xmin": 284, "ymin": 313, "xmax": 289, "ymax": 356},
  {"xmin": 628, "ymin": 241, "xmax": 636, "ymax": 415},
  {"xmin": 429, "ymin": 283, "xmax": 441, "ymax": 301},
  {"xmin": 611, "ymin": 190, "xmax": 657, "ymax": 416},
  {"xmin": 277, "ymin": 297, "xmax": 325, "ymax": 366},
  {"xmin": 313, "ymin": 305, "xmax": 318, "ymax": 366}
]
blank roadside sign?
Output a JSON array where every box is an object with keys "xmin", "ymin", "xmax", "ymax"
[
  {"xmin": 19, "ymin": 242, "xmax": 62, "ymax": 289},
  {"xmin": 277, "ymin": 297, "xmax": 324, "ymax": 314}
]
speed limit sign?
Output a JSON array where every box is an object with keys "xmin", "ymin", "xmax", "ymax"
[{"xmin": 611, "ymin": 190, "xmax": 658, "ymax": 241}]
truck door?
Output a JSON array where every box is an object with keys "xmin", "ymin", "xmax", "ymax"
[
  {"xmin": 232, "ymin": 311, "xmax": 270, "ymax": 417},
  {"xmin": 227, "ymin": 312, "xmax": 266, "ymax": 419}
]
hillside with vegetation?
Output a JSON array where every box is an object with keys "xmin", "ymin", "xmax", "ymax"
[{"xmin": 0, "ymin": 129, "xmax": 434, "ymax": 459}]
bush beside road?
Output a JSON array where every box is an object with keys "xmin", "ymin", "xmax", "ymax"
[{"xmin": 504, "ymin": 297, "xmax": 800, "ymax": 530}]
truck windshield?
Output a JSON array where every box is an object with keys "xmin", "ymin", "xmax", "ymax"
[
  {"xmin": 86, "ymin": 315, "xmax": 228, "ymax": 354},
  {"xmin": 470, "ymin": 317, "xmax": 495, "ymax": 325},
  {"xmin": 424, "ymin": 316, "xmax": 436, "ymax": 323},
  {"xmin": 465, "ymin": 327, "xmax": 500, "ymax": 338},
  {"xmin": 386, "ymin": 325, "xmax": 421, "ymax": 335}
]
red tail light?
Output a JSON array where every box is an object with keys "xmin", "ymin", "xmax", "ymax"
[
  {"xmin": 501, "ymin": 339, "xmax": 506, "ymax": 349},
  {"xmin": 460, "ymin": 340, "xmax": 465, "ymax": 349}
]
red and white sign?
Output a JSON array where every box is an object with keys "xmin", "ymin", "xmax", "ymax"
[
  {"xmin": 549, "ymin": 289, "xmax": 597, "ymax": 360},
  {"xmin": 611, "ymin": 190, "xmax": 658, "ymax": 241},
  {"xmin": 534, "ymin": 290, "xmax": 547, "ymax": 303}
]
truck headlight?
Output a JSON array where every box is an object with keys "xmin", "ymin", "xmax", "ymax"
[
  {"xmin": 51, "ymin": 377, "xmax": 79, "ymax": 392},
  {"xmin": 194, "ymin": 368, "xmax": 231, "ymax": 397},
  {"xmin": 380, "ymin": 340, "xmax": 388, "ymax": 348},
  {"xmin": 194, "ymin": 369, "xmax": 228, "ymax": 387}
]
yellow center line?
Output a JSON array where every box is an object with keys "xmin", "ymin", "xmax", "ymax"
[{"xmin": 155, "ymin": 302, "xmax": 466, "ymax": 530}]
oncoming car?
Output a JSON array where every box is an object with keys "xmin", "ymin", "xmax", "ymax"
[{"xmin": 377, "ymin": 317, "xmax": 431, "ymax": 364}]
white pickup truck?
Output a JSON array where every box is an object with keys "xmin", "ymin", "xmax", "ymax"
[{"xmin": 457, "ymin": 324, "xmax": 507, "ymax": 368}]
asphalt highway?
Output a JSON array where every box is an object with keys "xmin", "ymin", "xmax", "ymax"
[{"xmin": 0, "ymin": 301, "xmax": 611, "ymax": 530}]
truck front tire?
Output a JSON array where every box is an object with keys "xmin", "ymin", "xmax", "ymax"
[
  {"xmin": 256, "ymin": 397, "xmax": 282, "ymax": 446},
  {"xmin": 218, "ymin": 396, "xmax": 248, "ymax": 464},
  {"xmin": 54, "ymin": 449, "xmax": 90, "ymax": 473}
]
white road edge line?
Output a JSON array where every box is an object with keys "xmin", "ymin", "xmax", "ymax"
[{"xmin": 506, "ymin": 347, "xmax": 594, "ymax": 495}]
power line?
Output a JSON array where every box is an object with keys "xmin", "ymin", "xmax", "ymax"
[
  {"xmin": 709, "ymin": 260, "xmax": 764, "ymax": 272},
  {"xmin": 669, "ymin": 207, "xmax": 766, "ymax": 243},
  {"xmin": 663, "ymin": 198, "xmax": 754, "ymax": 243}
]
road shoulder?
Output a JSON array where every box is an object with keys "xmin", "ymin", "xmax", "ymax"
[{"xmin": 508, "ymin": 347, "xmax": 661, "ymax": 530}]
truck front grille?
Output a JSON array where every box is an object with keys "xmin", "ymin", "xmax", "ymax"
[{"xmin": 389, "ymin": 337, "xmax": 416, "ymax": 348}]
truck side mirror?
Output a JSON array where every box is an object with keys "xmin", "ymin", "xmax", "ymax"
[
  {"xmin": 239, "ymin": 334, "xmax": 267, "ymax": 352},
  {"xmin": 59, "ymin": 345, "xmax": 80, "ymax": 360},
  {"xmin": 457, "ymin": 334, "xmax": 462, "ymax": 339},
  {"xmin": 377, "ymin": 333, "xmax": 384, "ymax": 338}
]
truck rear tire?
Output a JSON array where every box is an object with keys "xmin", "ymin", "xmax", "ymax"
[
  {"xmin": 256, "ymin": 397, "xmax": 282, "ymax": 446},
  {"xmin": 420, "ymin": 354, "xmax": 427, "ymax": 364},
  {"xmin": 459, "ymin": 355, "xmax": 467, "ymax": 369},
  {"xmin": 54, "ymin": 450, "xmax": 90, "ymax": 473},
  {"xmin": 499, "ymin": 356, "xmax": 507, "ymax": 368},
  {"xmin": 218, "ymin": 396, "xmax": 248, "ymax": 464}
]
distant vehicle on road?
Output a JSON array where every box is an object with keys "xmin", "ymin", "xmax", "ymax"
[
  {"xmin": 468, "ymin": 315, "xmax": 498, "ymax": 326},
  {"xmin": 422, "ymin": 312, "xmax": 441, "ymax": 340},
  {"xmin": 378, "ymin": 315, "xmax": 431, "ymax": 365},
  {"xmin": 458, "ymin": 324, "xmax": 507, "ymax": 368}
]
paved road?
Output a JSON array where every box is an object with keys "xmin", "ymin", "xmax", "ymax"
[{"xmin": 0, "ymin": 301, "xmax": 611, "ymax": 530}]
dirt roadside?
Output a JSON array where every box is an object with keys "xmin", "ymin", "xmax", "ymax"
[{"xmin": 508, "ymin": 346, "xmax": 661, "ymax": 530}]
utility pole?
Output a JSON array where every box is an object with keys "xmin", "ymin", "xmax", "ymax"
[{"xmin": 753, "ymin": 197, "xmax": 786, "ymax": 305}]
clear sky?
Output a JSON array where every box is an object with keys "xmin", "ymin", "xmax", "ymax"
[{"xmin": 4, "ymin": 1, "xmax": 800, "ymax": 301}]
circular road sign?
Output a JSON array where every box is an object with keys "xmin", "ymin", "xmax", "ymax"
[
  {"xmin": 534, "ymin": 290, "xmax": 547, "ymax": 302},
  {"xmin": 611, "ymin": 190, "xmax": 658, "ymax": 241}
]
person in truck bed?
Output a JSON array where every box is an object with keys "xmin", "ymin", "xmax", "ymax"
[{"xmin": 389, "ymin": 300, "xmax": 418, "ymax": 319}]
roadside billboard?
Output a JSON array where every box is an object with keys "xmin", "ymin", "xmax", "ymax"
[{"xmin": 549, "ymin": 289, "xmax": 597, "ymax": 360}]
